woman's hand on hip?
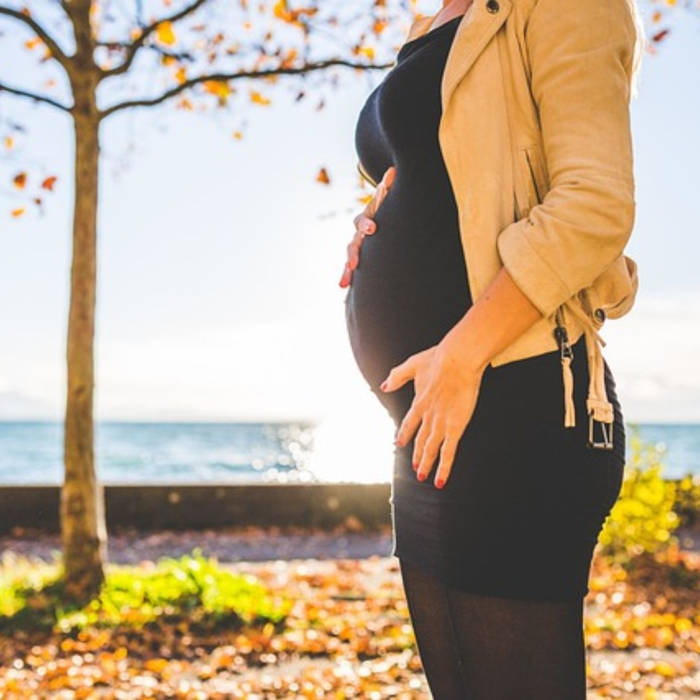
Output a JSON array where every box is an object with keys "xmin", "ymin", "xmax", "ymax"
[
  {"xmin": 380, "ymin": 333, "xmax": 487, "ymax": 489},
  {"xmin": 338, "ymin": 165, "xmax": 396, "ymax": 288}
]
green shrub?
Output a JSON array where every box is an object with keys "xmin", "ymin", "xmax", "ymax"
[
  {"xmin": 0, "ymin": 549, "xmax": 291, "ymax": 634},
  {"xmin": 598, "ymin": 426, "xmax": 680, "ymax": 561}
]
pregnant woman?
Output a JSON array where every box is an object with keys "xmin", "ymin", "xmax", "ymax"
[{"xmin": 340, "ymin": 0, "xmax": 643, "ymax": 697}]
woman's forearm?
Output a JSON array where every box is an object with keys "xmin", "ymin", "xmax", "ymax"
[{"xmin": 440, "ymin": 265, "xmax": 545, "ymax": 373}]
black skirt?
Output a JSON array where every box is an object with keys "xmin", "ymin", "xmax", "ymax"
[{"xmin": 344, "ymin": 14, "xmax": 626, "ymax": 601}]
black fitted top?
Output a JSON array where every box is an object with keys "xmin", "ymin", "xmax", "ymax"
[{"xmin": 345, "ymin": 15, "xmax": 472, "ymax": 394}]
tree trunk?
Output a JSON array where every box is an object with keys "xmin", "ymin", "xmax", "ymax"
[{"xmin": 60, "ymin": 83, "xmax": 106, "ymax": 600}]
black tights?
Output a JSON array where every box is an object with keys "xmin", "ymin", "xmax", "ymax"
[{"xmin": 399, "ymin": 557, "xmax": 587, "ymax": 700}]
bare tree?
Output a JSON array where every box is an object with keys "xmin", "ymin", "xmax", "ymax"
[{"xmin": 0, "ymin": 0, "xmax": 398, "ymax": 600}]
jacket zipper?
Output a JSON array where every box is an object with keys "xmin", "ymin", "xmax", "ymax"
[{"xmin": 553, "ymin": 305, "xmax": 577, "ymax": 429}]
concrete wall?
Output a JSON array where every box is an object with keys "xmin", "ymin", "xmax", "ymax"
[{"xmin": 0, "ymin": 483, "xmax": 392, "ymax": 533}]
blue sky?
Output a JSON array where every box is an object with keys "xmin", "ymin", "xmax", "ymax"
[{"xmin": 1, "ymin": 2, "xmax": 699, "ymax": 441}]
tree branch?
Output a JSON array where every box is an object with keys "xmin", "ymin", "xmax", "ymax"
[
  {"xmin": 97, "ymin": 40, "xmax": 195, "ymax": 64},
  {"xmin": 100, "ymin": 0, "xmax": 210, "ymax": 78},
  {"xmin": 0, "ymin": 81, "xmax": 72, "ymax": 111},
  {"xmin": 0, "ymin": 5, "xmax": 71, "ymax": 68},
  {"xmin": 99, "ymin": 58, "xmax": 393, "ymax": 120}
]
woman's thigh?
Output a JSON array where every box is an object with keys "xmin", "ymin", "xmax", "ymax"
[
  {"xmin": 398, "ymin": 556, "xmax": 587, "ymax": 700},
  {"xmin": 398, "ymin": 557, "xmax": 470, "ymax": 699}
]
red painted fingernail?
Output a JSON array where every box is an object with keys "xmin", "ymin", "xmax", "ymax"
[
  {"xmin": 417, "ymin": 471, "xmax": 426, "ymax": 482},
  {"xmin": 436, "ymin": 478, "xmax": 445, "ymax": 489},
  {"xmin": 380, "ymin": 381, "xmax": 388, "ymax": 391}
]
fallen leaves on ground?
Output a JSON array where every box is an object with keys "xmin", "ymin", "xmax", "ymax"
[{"xmin": 0, "ymin": 545, "xmax": 698, "ymax": 699}]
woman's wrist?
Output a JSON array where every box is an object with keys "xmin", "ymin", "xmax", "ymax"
[{"xmin": 437, "ymin": 314, "xmax": 490, "ymax": 377}]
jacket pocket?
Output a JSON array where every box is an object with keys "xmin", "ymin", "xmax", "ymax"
[
  {"xmin": 514, "ymin": 145, "xmax": 549, "ymax": 219},
  {"xmin": 513, "ymin": 145, "xmax": 639, "ymax": 326},
  {"xmin": 524, "ymin": 145, "xmax": 549, "ymax": 203}
]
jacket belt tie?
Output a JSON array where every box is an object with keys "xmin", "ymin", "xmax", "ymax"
[{"xmin": 555, "ymin": 301, "xmax": 614, "ymax": 448}]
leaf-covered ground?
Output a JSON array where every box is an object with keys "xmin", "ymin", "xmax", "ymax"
[{"xmin": 0, "ymin": 535, "xmax": 698, "ymax": 699}]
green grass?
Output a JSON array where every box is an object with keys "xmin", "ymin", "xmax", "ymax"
[{"xmin": 0, "ymin": 549, "xmax": 291, "ymax": 634}]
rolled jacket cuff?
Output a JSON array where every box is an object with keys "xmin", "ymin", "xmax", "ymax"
[{"xmin": 496, "ymin": 219, "xmax": 573, "ymax": 319}]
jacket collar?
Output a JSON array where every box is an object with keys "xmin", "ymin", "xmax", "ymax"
[{"xmin": 412, "ymin": 0, "xmax": 513, "ymax": 113}]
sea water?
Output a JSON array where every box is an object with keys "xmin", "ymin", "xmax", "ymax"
[{"xmin": 0, "ymin": 421, "xmax": 697, "ymax": 484}]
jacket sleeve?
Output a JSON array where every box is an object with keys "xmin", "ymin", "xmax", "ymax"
[{"xmin": 496, "ymin": 0, "xmax": 638, "ymax": 319}]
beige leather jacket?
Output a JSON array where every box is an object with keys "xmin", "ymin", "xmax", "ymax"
[{"xmin": 356, "ymin": 0, "xmax": 641, "ymax": 448}]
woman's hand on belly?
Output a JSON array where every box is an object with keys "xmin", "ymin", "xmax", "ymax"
[
  {"xmin": 338, "ymin": 165, "xmax": 396, "ymax": 288},
  {"xmin": 380, "ymin": 337, "xmax": 487, "ymax": 489},
  {"xmin": 379, "ymin": 265, "xmax": 547, "ymax": 488}
]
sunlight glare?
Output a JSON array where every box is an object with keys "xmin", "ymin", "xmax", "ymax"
[{"xmin": 308, "ymin": 388, "xmax": 395, "ymax": 483}]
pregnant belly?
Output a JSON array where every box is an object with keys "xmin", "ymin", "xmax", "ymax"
[{"xmin": 343, "ymin": 191, "xmax": 471, "ymax": 392}]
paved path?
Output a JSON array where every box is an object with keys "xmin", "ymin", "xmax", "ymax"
[
  {"xmin": 0, "ymin": 524, "xmax": 396, "ymax": 564},
  {"xmin": 1, "ymin": 523, "xmax": 697, "ymax": 564}
]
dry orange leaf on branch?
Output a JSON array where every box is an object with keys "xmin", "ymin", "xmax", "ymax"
[
  {"xmin": 355, "ymin": 45, "xmax": 375, "ymax": 60},
  {"xmin": 273, "ymin": 0, "xmax": 318, "ymax": 25},
  {"xmin": 24, "ymin": 37, "xmax": 43, "ymax": 50},
  {"xmin": 12, "ymin": 172, "xmax": 27, "ymax": 189},
  {"xmin": 203, "ymin": 80, "xmax": 231, "ymax": 97},
  {"xmin": 280, "ymin": 48, "xmax": 298, "ymax": 69},
  {"xmin": 156, "ymin": 20, "xmax": 176, "ymax": 46},
  {"xmin": 250, "ymin": 90, "xmax": 271, "ymax": 105},
  {"xmin": 373, "ymin": 19, "xmax": 388, "ymax": 35}
]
